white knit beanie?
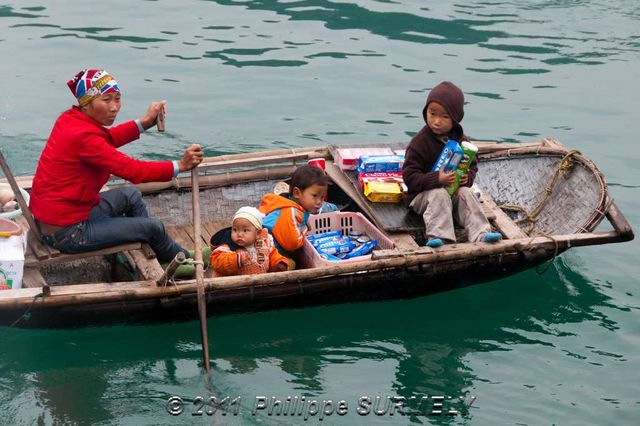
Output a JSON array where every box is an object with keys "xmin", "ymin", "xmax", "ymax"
[{"xmin": 233, "ymin": 206, "xmax": 264, "ymax": 230}]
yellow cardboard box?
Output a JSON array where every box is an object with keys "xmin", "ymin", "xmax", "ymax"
[{"xmin": 363, "ymin": 181, "xmax": 403, "ymax": 203}]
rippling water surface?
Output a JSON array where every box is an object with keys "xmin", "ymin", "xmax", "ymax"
[{"xmin": 1, "ymin": 1, "xmax": 639, "ymax": 424}]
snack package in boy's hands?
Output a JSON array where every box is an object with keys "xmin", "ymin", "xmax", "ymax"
[
  {"xmin": 432, "ymin": 139, "xmax": 464, "ymax": 173},
  {"xmin": 446, "ymin": 141, "xmax": 478, "ymax": 196}
]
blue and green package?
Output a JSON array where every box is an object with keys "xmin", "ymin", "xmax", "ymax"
[{"xmin": 432, "ymin": 139, "xmax": 464, "ymax": 173}]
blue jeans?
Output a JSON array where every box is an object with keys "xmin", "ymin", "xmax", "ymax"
[{"xmin": 41, "ymin": 188, "xmax": 188, "ymax": 263}]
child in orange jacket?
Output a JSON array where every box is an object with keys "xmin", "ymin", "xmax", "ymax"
[
  {"xmin": 259, "ymin": 165, "xmax": 329, "ymax": 256},
  {"xmin": 210, "ymin": 206, "xmax": 292, "ymax": 276}
]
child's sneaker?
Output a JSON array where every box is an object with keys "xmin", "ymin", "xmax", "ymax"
[
  {"xmin": 482, "ymin": 232, "xmax": 502, "ymax": 243},
  {"xmin": 426, "ymin": 238, "xmax": 443, "ymax": 248}
]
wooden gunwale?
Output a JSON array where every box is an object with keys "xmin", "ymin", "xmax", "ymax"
[
  {"xmin": 604, "ymin": 201, "xmax": 634, "ymax": 240},
  {"xmin": 198, "ymin": 147, "xmax": 328, "ymax": 170},
  {"xmin": 0, "ymin": 229, "xmax": 626, "ymax": 310},
  {"xmin": 118, "ymin": 165, "xmax": 300, "ymax": 195}
]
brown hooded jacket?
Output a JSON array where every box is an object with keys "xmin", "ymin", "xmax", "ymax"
[{"xmin": 402, "ymin": 81, "xmax": 478, "ymax": 205}]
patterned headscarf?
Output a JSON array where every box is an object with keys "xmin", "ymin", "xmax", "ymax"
[{"xmin": 67, "ymin": 69, "xmax": 120, "ymax": 106}]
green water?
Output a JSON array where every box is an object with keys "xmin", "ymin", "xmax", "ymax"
[{"xmin": 1, "ymin": 1, "xmax": 639, "ymax": 424}]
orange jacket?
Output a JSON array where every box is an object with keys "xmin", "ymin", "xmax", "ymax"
[
  {"xmin": 210, "ymin": 228, "xmax": 291, "ymax": 277},
  {"xmin": 258, "ymin": 193, "xmax": 309, "ymax": 254}
]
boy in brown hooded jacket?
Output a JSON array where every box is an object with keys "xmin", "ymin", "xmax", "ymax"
[{"xmin": 402, "ymin": 81, "xmax": 502, "ymax": 247}]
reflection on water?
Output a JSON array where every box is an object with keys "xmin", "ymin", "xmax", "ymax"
[
  {"xmin": 1, "ymin": 0, "xmax": 639, "ymax": 424},
  {"xmin": 0, "ymin": 260, "xmax": 620, "ymax": 424}
]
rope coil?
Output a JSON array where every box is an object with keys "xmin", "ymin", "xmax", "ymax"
[
  {"xmin": 498, "ymin": 150, "xmax": 582, "ymax": 235},
  {"xmin": 494, "ymin": 149, "xmax": 600, "ymax": 273}
]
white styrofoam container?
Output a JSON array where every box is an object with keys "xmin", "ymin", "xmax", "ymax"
[{"xmin": 0, "ymin": 231, "xmax": 27, "ymax": 290}]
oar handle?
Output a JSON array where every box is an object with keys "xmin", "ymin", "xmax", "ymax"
[{"xmin": 156, "ymin": 104, "xmax": 165, "ymax": 132}]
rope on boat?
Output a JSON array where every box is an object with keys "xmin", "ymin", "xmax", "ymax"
[
  {"xmin": 498, "ymin": 150, "xmax": 582, "ymax": 235},
  {"xmin": 496, "ymin": 152, "xmax": 582, "ymax": 273},
  {"xmin": 9, "ymin": 292, "xmax": 44, "ymax": 327},
  {"xmin": 511, "ymin": 232, "xmax": 561, "ymax": 275},
  {"xmin": 476, "ymin": 145, "xmax": 610, "ymax": 275},
  {"xmin": 533, "ymin": 232, "xmax": 560, "ymax": 274},
  {"xmin": 162, "ymin": 256, "xmax": 205, "ymax": 288}
]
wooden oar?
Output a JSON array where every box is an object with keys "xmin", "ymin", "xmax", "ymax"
[{"xmin": 191, "ymin": 167, "xmax": 212, "ymax": 374}]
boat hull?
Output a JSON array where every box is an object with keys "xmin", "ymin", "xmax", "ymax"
[
  {"xmin": 1, "ymin": 247, "xmax": 557, "ymax": 328},
  {"xmin": 0, "ymin": 139, "xmax": 633, "ymax": 328}
]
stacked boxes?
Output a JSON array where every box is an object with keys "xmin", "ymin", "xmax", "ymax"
[
  {"xmin": 333, "ymin": 147, "xmax": 394, "ymax": 171},
  {"xmin": 333, "ymin": 147, "xmax": 407, "ymax": 203},
  {"xmin": 356, "ymin": 154, "xmax": 406, "ymax": 203}
]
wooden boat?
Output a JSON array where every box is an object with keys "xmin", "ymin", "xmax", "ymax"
[{"xmin": 0, "ymin": 138, "xmax": 633, "ymax": 328}]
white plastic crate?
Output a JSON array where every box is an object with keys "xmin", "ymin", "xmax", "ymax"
[{"xmin": 299, "ymin": 211, "xmax": 395, "ymax": 268}]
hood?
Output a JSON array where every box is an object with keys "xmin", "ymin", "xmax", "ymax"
[
  {"xmin": 258, "ymin": 193, "xmax": 304, "ymax": 215},
  {"xmin": 422, "ymin": 81, "xmax": 465, "ymax": 136},
  {"xmin": 210, "ymin": 226, "xmax": 240, "ymax": 251}
]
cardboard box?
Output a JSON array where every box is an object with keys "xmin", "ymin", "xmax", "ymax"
[
  {"xmin": 0, "ymin": 233, "xmax": 27, "ymax": 290},
  {"xmin": 333, "ymin": 147, "xmax": 394, "ymax": 171},
  {"xmin": 357, "ymin": 172, "xmax": 404, "ymax": 189},
  {"xmin": 356, "ymin": 154, "xmax": 405, "ymax": 174},
  {"xmin": 363, "ymin": 181, "xmax": 403, "ymax": 203}
]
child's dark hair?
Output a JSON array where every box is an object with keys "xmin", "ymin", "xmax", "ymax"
[{"xmin": 289, "ymin": 164, "xmax": 329, "ymax": 191}]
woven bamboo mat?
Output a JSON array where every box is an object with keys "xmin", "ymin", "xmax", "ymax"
[{"xmin": 475, "ymin": 154, "xmax": 607, "ymax": 235}]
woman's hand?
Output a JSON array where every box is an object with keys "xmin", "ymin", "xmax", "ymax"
[
  {"xmin": 438, "ymin": 169, "xmax": 456, "ymax": 186},
  {"xmin": 139, "ymin": 100, "xmax": 166, "ymax": 130},
  {"xmin": 178, "ymin": 144, "xmax": 204, "ymax": 172}
]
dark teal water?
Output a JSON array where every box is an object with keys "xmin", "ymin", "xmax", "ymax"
[{"xmin": 1, "ymin": 1, "xmax": 639, "ymax": 424}]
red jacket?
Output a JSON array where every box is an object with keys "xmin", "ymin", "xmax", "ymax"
[{"xmin": 30, "ymin": 106, "xmax": 174, "ymax": 226}]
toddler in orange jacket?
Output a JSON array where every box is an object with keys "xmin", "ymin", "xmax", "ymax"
[{"xmin": 210, "ymin": 206, "xmax": 292, "ymax": 276}]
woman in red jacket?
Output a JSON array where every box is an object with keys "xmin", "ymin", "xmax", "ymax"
[{"xmin": 30, "ymin": 69, "xmax": 203, "ymax": 263}]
